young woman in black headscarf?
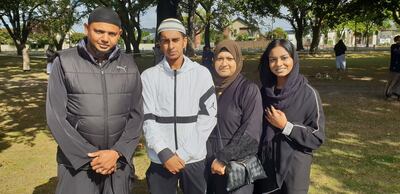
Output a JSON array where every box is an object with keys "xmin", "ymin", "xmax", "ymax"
[
  {"xmin": 254, "ymin": 39, "xmax": 325, "ymax": 194},
  {"xmin": 206, "ymin": 40, "xmax": 263, "ymax": 194}
]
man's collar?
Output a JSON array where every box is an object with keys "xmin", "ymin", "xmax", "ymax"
[{"xmin": 162, "ymin": 55, "xmax": 194, "ymax": 73}]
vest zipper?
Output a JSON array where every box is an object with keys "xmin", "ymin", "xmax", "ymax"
[
  {"xmin": 100, "ymin": 69, "xmax": 109, "ymax": 149},
  {"xmin": 174, "ymin": 70, "xmax": 178, "ymax": 150}
]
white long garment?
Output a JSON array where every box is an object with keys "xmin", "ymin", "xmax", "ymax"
[{"xmin": 141, "ymin": 56, "xmax": 217, "ymax": 164}]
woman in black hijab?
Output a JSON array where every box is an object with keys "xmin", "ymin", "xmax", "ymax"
[
  {"xmin": 206, "ymin": 40, "xmax": 263, "ymax": 194},
  {"xmin": 254, "ymin": 39, "xmax": 325, "ymax": 194}
]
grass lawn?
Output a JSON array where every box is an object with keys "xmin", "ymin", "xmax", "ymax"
[{"xmin": 0, "ymin": 52, "xmax": 399, "ymax": 194}]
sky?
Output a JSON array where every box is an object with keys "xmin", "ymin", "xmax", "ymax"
[{"xmin": 73, "ymin": 6, "xmax": 292, "ymax": 33}]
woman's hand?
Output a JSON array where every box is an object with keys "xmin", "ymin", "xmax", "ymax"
[
  {"xmin": 211, "ymin": 159, "xmax": 226, "ymax": 175},
  {"xmin": 265, "ymin": 106, "xmax": 287, "ymax": 130}
]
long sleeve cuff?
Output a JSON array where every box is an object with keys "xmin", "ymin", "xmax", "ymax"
[
  {"xmin": 215, "ymin": 149, "xmax": 231, "ymax": 164},
  {"xmin": 71, "ymin": 157, "xmax": 92, "ymax": 170},
  {"xmin": 282, "ymin": 121, "xmax": 294, "ymax": 136},
  {"xmin": 112, "ymin": 143, "xmax": 134, "ymax": 163},
  {"xmin": 158, "ymin": 148, "xmax": 174, "ymax": 164}
]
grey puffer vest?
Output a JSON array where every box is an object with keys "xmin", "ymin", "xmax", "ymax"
[{"xmin": 58, "ymin": 46, "xmax": 139, "ymax": 150}]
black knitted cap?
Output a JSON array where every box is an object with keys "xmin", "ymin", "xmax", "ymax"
[{"xmin": 88, "ymin": 7, "xmax": 121, "ymax": 28}]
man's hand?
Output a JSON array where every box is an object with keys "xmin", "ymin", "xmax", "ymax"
[
  {"xmin": 88, "ymin": 150, "xmax": 120, "ymax": 175},
  {"xmin": 265, "ymin": 106, "xmax": 287, "ymax": 130},
  {"xmin": 163, "ymin": 154, "xmax": 185, "ymax": 174},
  {"xmin": 211, "ymin": 159, "xmax": 226, "ymax": 175}
]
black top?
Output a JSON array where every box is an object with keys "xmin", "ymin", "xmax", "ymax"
[
  {"xmin": 390, "ymin": 43, "xmax": 400, "ymax": 73},
  {"xmin": 334, "ymin": 41, "xmax": 347, "ymax": 56},
  {"xmin": 207, "ymin": 74, "xmax": 263, "ymax": 164}
]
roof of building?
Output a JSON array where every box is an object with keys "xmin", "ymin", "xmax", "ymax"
[{"xmin": 231, "ymin": 17, "xmax": 259, "ymax": 30}]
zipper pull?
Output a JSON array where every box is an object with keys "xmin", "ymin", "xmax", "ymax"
[{"xmin": 101, "ymin": 70, "xmax": 104, "ymax": 75}]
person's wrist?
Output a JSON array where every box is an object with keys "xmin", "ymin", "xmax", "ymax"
[
  {"xmin": 111, "ymin": 150, "xmax": 121, "ymax": 159},
  {"xmin": 280, "ymin": 121, "xmax": 287, "ymax": 130}
]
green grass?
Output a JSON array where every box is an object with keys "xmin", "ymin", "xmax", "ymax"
[{"xmin": 0, "ymin": 52, "xmax": 399, "ymax": 194}]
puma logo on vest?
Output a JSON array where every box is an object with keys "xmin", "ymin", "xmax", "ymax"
[{"xmin": 116, "ymin": 65, "xmax": 127, "ymax": 72}]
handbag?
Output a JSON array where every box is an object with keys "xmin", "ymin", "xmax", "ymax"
[
  {"xmin": 226, "ymin": 155, "xmax": 267, "ymax": 191},
  {"xmin": 215, "ymin": 121, "xmax": 267, "ymax": 192}
]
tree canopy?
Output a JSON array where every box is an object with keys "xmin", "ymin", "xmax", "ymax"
[{"xmin": 1, "ymin": 0, "xmax": 399, "ymax": 58}]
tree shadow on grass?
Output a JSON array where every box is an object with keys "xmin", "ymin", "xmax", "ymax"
[
  {"xmin": 311, "ymin": 79, "xmax": 400, "ymax": 193},
  {"xmin": 0, "ymin": 57, "xmax": 52, "ymax": 153},
  {"xmin": 303, "ymin": 54, "xmax": 399, "ymax": 193},
  {"xmin": 32, "ymin": 177, "xmax": 58, "ymax": 194}
]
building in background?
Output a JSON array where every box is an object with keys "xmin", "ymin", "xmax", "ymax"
[{"xmin": 223, "ymin": 17, "xmax": 262, "ymax": 41}]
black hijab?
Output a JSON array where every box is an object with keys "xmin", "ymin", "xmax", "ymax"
[{"xmin": 259, "ymin": 39, "xmax": 308, "ymax": 141}]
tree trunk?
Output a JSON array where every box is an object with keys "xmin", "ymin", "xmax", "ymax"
[
  {"xmin": 121, "ymin": 32, "xmax": 131, "ymax": 52},
  {"xmin": 124, "ymin": 30, "xmax": 133, "ymax": 53},
  {"xmin": 185, "ymin": 0, "xmax": 196, "ymax": 57},
  {"xmin": 133, "ymin": 19, "xmax": 142, "ymax": 54},
  {"xmin": 126, "ymin": 27, "xmax": 135, "ymax": 53},
  {"xmin": 354, "ymin": 21, "xmax": 357, "ymax": 51},
  {"xmin": 295, "ymin": 28, "xmax": 304, "ymax": 51},
  {"xmin": 365, "ymin": 24, "xmax": 370, "ymax": 48},
  {"xmin": 204, "ymin": 22, "xmax": 211, "ymax": 48},
  {"xmin": 309, "ymin": 22, "xmax": 322, "ymax": 55},
  {"xmin": 22, "ymin": 46, "xmax": 30, "ymax": 71},
  {"xmin": 131, "ymin": 29, "xmax": 137, "ymax": 54},
  {"xmin": 294, "ymin": 16, "xmax": 305, "ymax": 51},
  {"xmin": 118, "ymin": 8, "xmax": 133, "ymax": 53},
  {"xmin": 157, "ymin": 0, "xmax": 180, "ymax": 27},
  {"xmin": 133, "ymin": 42, "xmax": 140, "ymax": 54},
  {"xmin": 16, "ymin": 43, "xmax": 24, "ymax": 56}
]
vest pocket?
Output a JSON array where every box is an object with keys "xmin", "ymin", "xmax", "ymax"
[{"xmin": 66, "ymin": 112, "xmax": 80, "ymax": 131}]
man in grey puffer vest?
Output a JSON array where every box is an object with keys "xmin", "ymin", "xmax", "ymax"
[{"xmin": 46, "ymin": 7, "xmax": 143, "ymax": 194}]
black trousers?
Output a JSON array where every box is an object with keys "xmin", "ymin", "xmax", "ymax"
[
  {"xmin": 146, "ymin": 160, "xmax": 207, "ymax": 194},
  {"xmin": 55, "ymin": 163, "xmax": 134, "ymax": 194}
]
